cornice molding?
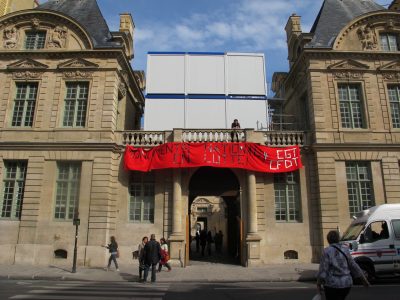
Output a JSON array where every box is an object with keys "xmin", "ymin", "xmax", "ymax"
[
  {"xmin": 7, "ymin": 58, "xmax": 48, "ymax": 70},
  {"xmin": 57, "ymin": 57, "xmax": 99, "ymax": 69},
  {"xmin": 0, "ymin": 142, "xmax": 121, "ymax": 152}
]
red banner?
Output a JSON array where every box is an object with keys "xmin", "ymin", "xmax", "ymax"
[{"xmin": 124, "ymin": 142, "xmax": 302, "ymax": 173}]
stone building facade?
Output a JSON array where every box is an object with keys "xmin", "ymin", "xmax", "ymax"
[
  {"xmin": 2, "ymin": 0, "xmax": 399, "ymax": 269},
  {"xmin": 272, "ymin": 0, "xmax": 400, "ymax": 258},
  {"xmin": 0, "ymin": 0, "xmax": 37, "ymax": 17},
  {"xmin": 0, "ymin": 0, "xmax": 145, "ymax": 267}
]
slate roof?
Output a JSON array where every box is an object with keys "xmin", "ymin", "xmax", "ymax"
[
  {"xmin": 37, "ymin": 0, "xmax": 120, "ymax": 48},
  {"xmin": 306, "ymin": 0, "xmax": 384, "ymax": 48}
]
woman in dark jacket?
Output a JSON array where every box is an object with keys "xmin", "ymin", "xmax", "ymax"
[{"xmin": 104, "ymin": 236, "xmax": 119, "ymax": 271}]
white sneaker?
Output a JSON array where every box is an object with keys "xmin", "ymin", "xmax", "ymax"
[
  {"xmin": 116, "ymin": 268, "xmax": 120, "ymax": 272},
  {"xmin": 104, "ymin": 267, "xmax": 109, "ymax": 271}
]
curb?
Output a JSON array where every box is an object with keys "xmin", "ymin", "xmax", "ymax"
[{"xmin": 0, "ymin": 274, "xmax": 316, "ymax": 283}]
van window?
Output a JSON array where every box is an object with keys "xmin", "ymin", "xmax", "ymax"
[
  {"xmin": 364, "ymin": 221, "xmax": 389, "ymax": 242},
  {"xmin": 392, "ymin": 220, "xmax": 400, "ymax": 239},
  {"xmin": 341, "ymin": 222, "xmax": 365, "ymax": 241}
]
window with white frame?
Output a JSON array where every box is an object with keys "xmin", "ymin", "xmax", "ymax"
[
  {"xmin": 1, "ymin": 161, "xmax": 27, "ymax": 219},
  {"xmin": 129, "ymin": 172, "xmax": 154, "ymax": 223},
  {"xmin": 388, "ymin": 85, "xmax": 400, "ymax": 128},
  {"xmin": 380, "ymin": 33, "xmax": 399, "ymax": 51},
  {"xmin": 54, "ymin": 162, "xmax": 81, "ymax": 220},
  {"xmin": 346, "ymin": 161, "xmax": 375, "ymax": 216},
  {"xmin": 24, "ymin": 31, "xmax": 46, "ymax": 49},
  {"xmin": 338, "ymin": 84, "xmax": 365, "ymax": 129},
  {"xmin": 274, "ymin": 171, "xmax": 301, "ymax": 222},
  {"xmin": 11, "ymin": 83, "xmax": 38, "ymax": 127},
  {"xmin": 63, "ymin": 82, "xmax": 89, "ymax": 127}
]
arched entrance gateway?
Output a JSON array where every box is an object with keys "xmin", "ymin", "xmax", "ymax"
[{"xmin": 187, "ymin": 167, "xmax": 241, "ymax": 265}]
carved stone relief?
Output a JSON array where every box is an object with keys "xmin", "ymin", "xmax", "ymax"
[
  {"xmin": 381, "ymin": 73, "xmax": 400, "ymax": 81},
  {"xmin": 3, "ymin": 26, "xmax": 18, "ymax": 49},
  {"xmin": 31, "ymin": 18, "xmax": 40, "ymax": 29},
  {"xmin": 134, "ymin": 70, "xmax": 146, "ymax": 91},
  {"xmin": 118, "ymin": 82, "xmax": 127, "ymax": 98},
  {"xmin": 333, "ymin": 71, "xmax": 363, "ymax": 80},
  {"xmin": 357, "ymin": 24, "xmax": 378, "ymax": 50},
  {"xmin": 48, "ymin": 26, "xmax": 67, "ymax": 48},
  {"xmin": 63, "ymin": 71, "xmax": 93, "ymax": 78},
  {"xmin": 13, "ymin": 71, "xmax": 42, "ymax": 80}
]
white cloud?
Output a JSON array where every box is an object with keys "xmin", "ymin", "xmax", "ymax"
[
  {"xmin": 135, "ymin": 0, "xmax": 322, "ymax": 54},
  {"xmin": 131, "ymin": 0, "xmax": 324, "ymax": 70}
]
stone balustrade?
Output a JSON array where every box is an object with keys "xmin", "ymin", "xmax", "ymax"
[
  {"xmin": 120, "ymin": 131, "xmax": 165, "ymax": 146},
  {"xmin": 182, "ymin": 129, "xmax": 245, "ymax": 143},
  {"xmin": 118, "ymin": 129, "xmax": 305, "ymax": 147},
  {"xmin": 263, "ymin": 131, "xmax": 305, "ymax": 146}
]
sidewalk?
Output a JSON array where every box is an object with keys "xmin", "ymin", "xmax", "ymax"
[{"xmin": 0, "ymin": 261, "xmax": 319, "ymax": 282}]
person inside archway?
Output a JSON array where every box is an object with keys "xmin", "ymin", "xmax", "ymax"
[{"xmin": 200, "ymin": 229, "xmax": 207, "ymax": 256}]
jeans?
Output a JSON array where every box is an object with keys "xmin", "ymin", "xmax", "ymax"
[
  {"xmin": 107, "ymin": 253, "xmax": 118, "ymax": 269},
  {"xmin": 144, "ymin": 263, "xmax": 157, "ymax": 282}
]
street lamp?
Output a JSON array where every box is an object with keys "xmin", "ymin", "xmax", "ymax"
[{"xmin": 72, "ymin": 210, "xmax": 80, "ymax": 273}]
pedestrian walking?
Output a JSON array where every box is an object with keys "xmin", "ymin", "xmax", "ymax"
[
  {"xmin": 214, "ymin": 230, "xmax": 223, "ymax": 253},
  {"xmin": 207, "ymin": 230, "xmax": 213, "ymax": 256},
  {"xmin": 138, "ymin": 236, "xmax": 148, "ymax": 280},
  {"xmin": 200, "ymin": 229, "xmax": 207, "ymax": 256},
  {"xmin": 103, "ymin": 236, "xmax": 119, "ymax": 271},
  {"xmin": 195, "ymin": 229, "xmax": 200, "ymax": 253},
  {"xmin": 143, "ymin": 233, "xmax": 161, "ymax": 283},
  {"xmin": 316, "ymin": 230, "xmax": 369, "ymax": 300},
  {"xmin": 158, "ymin": 237, "xmax": 172, "ymax": 272}
]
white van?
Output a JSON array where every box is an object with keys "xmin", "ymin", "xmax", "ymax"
[{"xmin": 341, "ymin": 204, "xmax": 400, "ymax": 280}]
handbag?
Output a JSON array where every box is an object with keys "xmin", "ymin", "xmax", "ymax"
[{"xmin": 116, "ymin": 249, "xmax": 120, "ymax": 258}]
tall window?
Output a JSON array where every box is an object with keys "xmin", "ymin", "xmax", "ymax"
[
  {"xmin": 274, "ymin": 171, "xmax": 301, "ymax": 222},
  {"xmin": 388, "ymin": 85, "xmax": 400, "ymax": 128},
  {"xmin": 54, "ymin": 162, "xmax": 81, "ymax": 220},
  {"xmin": 129, "ymin": 172, "xmax": 155, "ymax": 223},
  {"xmin": 63, "ymin": 82, "xmax": 89, "ymax": 127},
  {"xmin": 24, "ymin": 31, "xmax": 46, "ymax": 49},
  {"xmin": 380, "ymin": 33, "xmax": 399, "ymax": 51},
  {"xmin": 1, "ymin": 161, "xmax": 27, "ymax": 219},
  {"xmin": 338, "ymin": 84, "xmax": 365, "ymax": 129},
  {"xmin": 346, "ymin": 162, "xmax": 375, "ymax": 215},
  {"xmin": 12, "ymin": 83, "xmax": 38, "ymax": 127}
]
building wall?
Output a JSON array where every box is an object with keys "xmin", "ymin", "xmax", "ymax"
[
  {"xmin": 279, "ymin": 10, "xmax": 400, "ymax": 253},
  {"xmin": 0, "ymin": 0, "xmax": 37, "ymax": 17},
  {"xmin": 0, "ymin": 8, "xmax": 144, "ymax": 266}
]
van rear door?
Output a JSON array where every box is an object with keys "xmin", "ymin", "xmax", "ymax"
[{"xmin": 391, "ymin": 219, "xmax": 400, "ymax": 270}]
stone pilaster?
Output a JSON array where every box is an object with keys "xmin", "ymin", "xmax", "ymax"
[
  {"xmin": 168, "ymin": 168, "xmax": 184, "ymax": 267},
  {"xmin": 246, "ymin": 171, "xmax": 261, "ymax": 266}
]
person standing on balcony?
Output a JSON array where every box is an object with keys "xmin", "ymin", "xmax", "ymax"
[{"xmin": 231, "ymin": 119, "xmax": 241, "ymax": 142}]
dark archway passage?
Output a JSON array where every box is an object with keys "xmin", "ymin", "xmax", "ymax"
[{"xmin": 188, "ymin": 167, "xmax": 241, "ymax": 265}]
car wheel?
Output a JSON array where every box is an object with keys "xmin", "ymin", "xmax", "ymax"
[{"xmin": 359, "ymin": 263, "xmax": 375, "ymax": 283}]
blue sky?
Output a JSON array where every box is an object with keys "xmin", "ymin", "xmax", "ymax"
[{"xmin": 41, "ymin": 0, "xmax": 390, "ymax": 95}]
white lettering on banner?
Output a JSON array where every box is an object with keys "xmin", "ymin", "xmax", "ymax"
[
  {"xmin": 270, "ymin": 157, "xmax": 299, "ymax": 171},
  {"xmin": 276, "ymin": 148, "xmax": 297, "ymax": 160}
]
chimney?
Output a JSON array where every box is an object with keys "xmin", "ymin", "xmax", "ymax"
[
  {"xmin": 285, "ymin": 13, "xmax": 302, "ymax": 43},
  {"xmin": 119, "ymin": 13, "xmax": 134, "ymax": 38}
]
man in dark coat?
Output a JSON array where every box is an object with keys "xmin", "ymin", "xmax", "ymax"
[{"xmin": 143, "ymin": 233, "xmax": 161, "ymax": 283}]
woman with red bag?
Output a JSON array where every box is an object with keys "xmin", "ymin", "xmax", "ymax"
[{"xmin": 158, "ymin": 237, "xmax": 172, "ymax": 272}]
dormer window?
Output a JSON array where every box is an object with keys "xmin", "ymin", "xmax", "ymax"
[
  {"xmin": 380, "ymin": 33, "xmax": 399, "ymax": 51},
  {"xmin": 24, "ymin": 31, "xmax": 46, "ymax": 49}
]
